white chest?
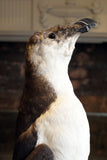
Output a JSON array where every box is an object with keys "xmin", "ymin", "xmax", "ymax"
[{"xmin": 35, "ymin": 95, "xmax": 90, "ymax": 160}]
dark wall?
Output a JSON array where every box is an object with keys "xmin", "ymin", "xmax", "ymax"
[
  {"xmin": 0, "ymin": 42, "xmax": 25, "ymax": 110},
  {"xmin": 70, "ymin": 43, "xmax": 107, "ymax": 112},
  {"xmin": 0, "ymin": 42, "xmax": 107, "ymax": 160}
]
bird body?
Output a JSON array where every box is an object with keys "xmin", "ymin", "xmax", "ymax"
[
  {"xmin": 33, "ymin": 34, "xmax": 90, "ymax": 160},
  {"xmin": 35, "ymin": 93, "xmax": 90, "ymax": 160},
  {"xmin": 13, "ymin": 18, "xmax": 96, "ymax": 160}
]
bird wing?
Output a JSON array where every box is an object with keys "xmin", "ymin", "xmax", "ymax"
[{"xmin": 13, "ymin": 119, "xmax": 37, "ymax": 160}]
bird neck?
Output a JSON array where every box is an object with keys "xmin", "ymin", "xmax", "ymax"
[{"xmin": 20, "ymin": 61, "xmax": 57, "ymax": 114}]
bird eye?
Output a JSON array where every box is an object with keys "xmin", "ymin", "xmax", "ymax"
[{"xmin": 48, "ymin": 33, "xmax": 56, "ymax": 39}]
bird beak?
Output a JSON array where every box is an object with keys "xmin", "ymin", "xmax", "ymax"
[
  {"xmin": 74, "ymin": 18, "xmax": 96, "ymax": 33},
  {"xmin": 54, "ymin": 18, "xmax": 96, "ymax": 38}
]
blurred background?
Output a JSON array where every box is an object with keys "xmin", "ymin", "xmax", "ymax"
[{"xmin": 0, "ymin": 0, "xmax": 107, "ymax": 160}]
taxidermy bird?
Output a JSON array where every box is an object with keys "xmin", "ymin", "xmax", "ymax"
[{"xmin": 13, "ymin": 18, "xmax": 96, "ymax": 160}]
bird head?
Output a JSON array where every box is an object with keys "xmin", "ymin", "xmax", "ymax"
[{"xmin": 26, "ymin": 18, "xmax": 96, "ymax": 73}]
